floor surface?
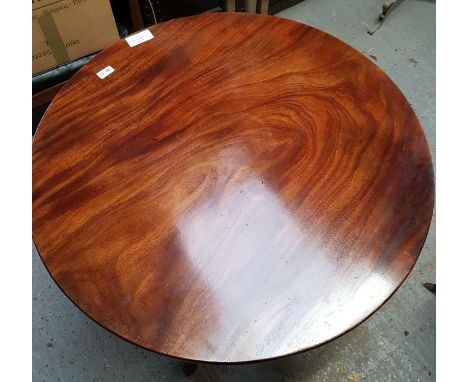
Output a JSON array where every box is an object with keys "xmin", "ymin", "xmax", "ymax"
[{"xmin": 33, "ymin": 0, "xmax": 436, "ymax": 380}]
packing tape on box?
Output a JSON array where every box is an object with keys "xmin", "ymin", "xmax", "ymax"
[{"xmin": 37, "ymin": 13, "xmax": 70, "ymax": 66}]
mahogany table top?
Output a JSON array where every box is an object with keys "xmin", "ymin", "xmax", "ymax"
[{"xmin": 32, "ymin": 13, "xmax": 434, "ymax": 363}]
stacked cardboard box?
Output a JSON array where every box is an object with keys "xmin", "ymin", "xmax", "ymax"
[{"xmin": 32, "ymin": 0, "xmax": 119, "ymax": 74}]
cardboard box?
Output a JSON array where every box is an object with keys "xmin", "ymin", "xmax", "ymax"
[{"xmin": 32, "ymin": 0, "xmax": 119, "ymax": 75}]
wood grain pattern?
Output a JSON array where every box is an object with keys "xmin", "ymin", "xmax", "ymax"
[
  {"xmin": 32, "ymin": 13, "xmax": 434, "ymax": 363},
  {"xmin": 32, "ymin": 80, "xmax": 65, "ymax": 110}
]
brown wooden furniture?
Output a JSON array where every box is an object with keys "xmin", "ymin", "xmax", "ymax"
[
  {"xmin": 32, "ymin": 81, "xmax": 66, "ymax": 110},
  {"xmin": 33, "ymin": 13, "xmax": 434, "ymax": 364},
  {"xmin": 128, "ymin": 0, "xmax": 145, "ymax": 30}
]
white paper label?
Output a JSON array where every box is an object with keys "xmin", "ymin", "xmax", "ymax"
[
  {"xmin": 125, "ymin": 29, "xmax": 154, "ymax": 47},
  {"xmin": 96, "ymin": 66, "xmax": 115, "ymax": 79}
]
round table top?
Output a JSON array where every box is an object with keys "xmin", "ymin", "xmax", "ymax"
[{"xmin": 33, "ymin": 13, "xmax": 434, "ymax": 363}]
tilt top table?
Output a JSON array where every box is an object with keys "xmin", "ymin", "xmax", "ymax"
[{"xmin": 32, "ymin": 13, "xmax": 434, "ymax": 364}]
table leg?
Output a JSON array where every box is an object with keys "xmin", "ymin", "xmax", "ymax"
[
  {"xmin": 181, "ymin": 362, "xmax": 199, "ymax": 376},
  {"xmin": 423, "ymin": 283, "xmax": 436, "ymax": 294},
  {"xmin": 260, "ymin": 0, "xmax": 269, "ymax": 14},
  {"xmin": 224, "ymin": 0, "xmax": 235, "ymax": 12},
  {"xmin": 246, "ymin": 0, "xmax": 257, "ymax": 13}
]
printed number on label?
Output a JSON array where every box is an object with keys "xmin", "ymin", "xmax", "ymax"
[
  {"xmin": 96, "ymin": 66, "xmax": 115, "ymax": 79},
  {"xmin": 125, "ymin": 29, "xmax": 154, "ymax": 47}
]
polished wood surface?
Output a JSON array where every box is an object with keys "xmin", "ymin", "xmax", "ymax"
[
  {"xmin": 32, "ymin": 81, "xmax": 65, "ymax": 110},
  {"xmin": 32, "ymin": 13, "xmax": 434, "ymax": 363}
]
